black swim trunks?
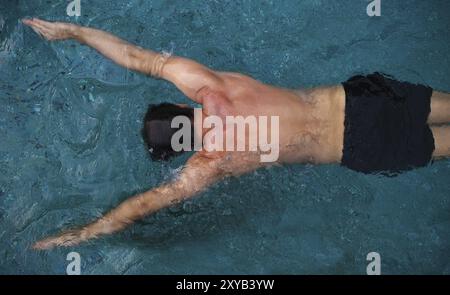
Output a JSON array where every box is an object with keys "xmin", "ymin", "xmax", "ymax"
[{"xmin": 341, "ymin": 72, "xmax": 435, "ymax": 174}]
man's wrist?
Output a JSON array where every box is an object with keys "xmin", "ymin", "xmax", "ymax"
[{"xmin": 68, "ymin": 24, "xmax": 82, "ymax": 40}]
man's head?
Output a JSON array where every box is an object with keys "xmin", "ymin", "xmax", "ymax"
[{"xmin": 142, "ymin": 103, "xmax": 195, "ymax": 161}]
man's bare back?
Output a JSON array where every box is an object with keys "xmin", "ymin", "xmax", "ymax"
[{"xmin": 196, "ymin": 71, "xmax": 346, "ymax": 165}]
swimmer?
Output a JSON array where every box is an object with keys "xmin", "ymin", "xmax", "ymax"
[{"xmin": 23, "ymin": 18, "xmax": 450, "ymax": 249}]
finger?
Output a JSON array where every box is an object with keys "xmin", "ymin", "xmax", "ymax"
[
  {"xmin": 22, "ymin": 18, "xmax": 33, "ymax": 26},
  {"xmin": 32, "ymin": 240, "xmax": 54, "ymax": 250},
  {"xmin": 32, "ymin": 243, "xmax": 45, "ymax": 250},
  {"xmin": 26, "ymin": 18, "xmax": 41, "ymax": 27},
  {"xmin": 38, "ymin": 28, "xmax": 53, "ymax": 38},
  {"xmin": 30, "ymin": 26, "xmax": 45, "ymax": 38},
  {"xmin": 61, "ymin": 239, "xmax": 78, "ymax": 247},
  {"xmin": 33, "ymin": 18, "xmax": 54, "ymax": 29},
  {"xmin": 23, "ymin": 19, "xmax": 42, "ymax": 29},
  {"xmin": 29, "ymin": 25, "xmax": 54, "ymax": 40},
  {"xmin": 32, "ymin": 18, "xmax": 47, "ymax": 24},
  {"xmin": 27, "ymin": 21, "xmax": 47, "ymax": 32}
]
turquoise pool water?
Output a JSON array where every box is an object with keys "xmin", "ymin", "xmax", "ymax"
[{"xmin": 0, "ymin": 0, "xmax": 449, "ymax": 274}]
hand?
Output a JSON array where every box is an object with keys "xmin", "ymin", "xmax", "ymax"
[
  {"xmin": 32, "ymin": 229, "xmax": 87, "ymax": 250},
  {"xmin": 22, "ymin": 18, "xmax": 76, "ymax": 41}
]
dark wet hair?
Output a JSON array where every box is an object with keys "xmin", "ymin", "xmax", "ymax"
[{"xmin": 141, "ymin": 103, "xmax": 194, "ymax": 161}]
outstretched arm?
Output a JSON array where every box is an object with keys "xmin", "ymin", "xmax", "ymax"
[
  {"xmin": 32, "ymin": 154, "xmax": 225, "ymax": 250},
  {"xmin": 23, "ymin": 18, "xmax": 223, "ymax": 101}
]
